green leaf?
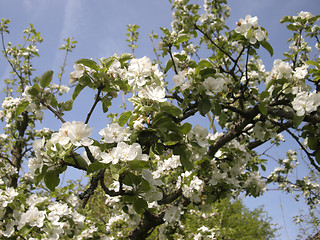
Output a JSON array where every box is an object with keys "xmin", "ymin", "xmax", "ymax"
[
  {"xmin": 316, "ymin": 151, "xmax": 320, "ymax": 165},
  {"xmin": 74, "ymin": 154, "xmax": 89, "ymax": 170},
  {"xmin": 198, "ymin": 97, "xmax": 211, "ymax": 116},
  {"xmin": 161, "ymin": 103, "xmax": 182, "ymax": 116},
  {"xmin": 119, "ymin": 53, "xmax": 133, "ymax": 63},
  {"xmin": 260, "ymin": 91, "xmax": 270, "ymax": 100},
  {"xmin": 40, "ymin": 70, "xmax": 53, "ymax": 88},
  {"xmin": 87, "ymin": 161, "xmax": 106, "ymax": 174},
  {"xmin": 152, "ymin": 143, "xmax": 165, "ymax": 155},
  {"xmin": 15, "ymin": 101, "xmax": 29, "ymax": 117},
  {"xmin": 260, "ymin": 40, "xmax": 273, "ymax": 57},
  {"xmin": 308, "ymin": 135, "xmax": 318, "ymax": 150},
  {"xmin": 133, "ymin": 197, "xmax": 147, "ymax": 214},
  {"xmin": 180, "ymin": 122, "xmax": 192, "ymax": 135},
  {"xmin": 306, "ymin": 60, "xmax": 320, "ymax": 68},
  {"xmin": 62, "ymin": 100, "xmax": 73, "ymax": 111},
  {"xmin": 44, "ymin": 170, "xmax": 60, "ymax": 191},
  {"xmin": 173, "ymin": 145, "xmax": 193, "ymax": 171},
  {"xmin": 122, "ymin": 171, "xmax": 141, "ymax": 187},
  {"xmin": 293, "ymin": 114, "xmax": 304, "ymax": 128},
  {"xmin": 258, "ymin": 103, "xmax": 268, "ymax": 115},
  {"xmin": 28, "ymin": 83, "xmax": 40, "ymax": 96},
  {"xmin": 199, "ymin": 68, "xmax": 216, "ymax": 77},
  {"xmin": 72, "ymin": 84, "xmax": 85, "ymax": 100},
  {"xmin": 164, "ymin": 59, "xmax": 173, "ymax": 73},
  {"xmin": 118, "ymin": 111, "xmax": 132, "ymax": 126},
  {"xmin": 78, "ymin": 74, "xmax": 92, "ymax": 86},
  {"xmin": 176, "ymin": 34, "xmax": 190, "ymax": 44},
  {"xmin": 75, "ymin": 58, "xmax": 100, "ymax": 72},
  {"xmin": 128, "ymin": 160, "xmax": 149, "ymax": 171},
  {"xmin": 287, "ymin": 24, "xmax": 300, "ymax": 31},
  {"xmin": 195, "ymin": 59, "xmax": 213, "ymax": 75},
  {"xmin": 212, "ymin": 101, "xmax": 221, "ymax": 115}
]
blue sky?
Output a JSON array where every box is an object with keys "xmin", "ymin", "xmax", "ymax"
[{"xmin": 1, "ymin": 0, "xmax": 320, "ymax": 239}]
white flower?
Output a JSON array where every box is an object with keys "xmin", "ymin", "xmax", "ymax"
[
  {"xmin": 143, "ymin": 85, "xmax": 167, "ymax": 102},
  {"xmin": 101, "ymin": 142, "xmax": 148, "ymax": 164},
  {"xmin": 235, "ymin": 15, "xmax": 265, "ymax": 44},
  {"xmin": 18, "ymin": 206, "xmax": 46, "ymax": 230},
  {"xmin": 203, "ymin": 76, "xmax": 229, "ymax": 95},
  {"xmin": 126, "ymin": 56, "xmax": 162, "ymax": 91},
  {"xmin": 182, "ymin": 175, "xmax": 204, "ymax": 202},
  {"xmin": 48, "ymin": 202, "xmax": 71, "ymax": 216},
  {"xmin": 292, "ymin": 91, "xmax": 320, "ymax": 116},
  {"xmin": 188, "ymin": 125, "xmax": 209, "ymax": 147},
  {"xmin": 293, "ymin": 64, "xmax": 308, "ymax": 79},
  {"xmin": 133, "ymin": 117, "xmax": 144, "ymax": 130},
  {"xmin": 0, "ymin": 187, "xmax": 18, "ymax": 207},
  {"xmin": 172, "ymin": 71, "xmax": 186, "ymax": 88},
  {"xmin": 297, "ymin": 11, "xmax": 314, "ymax": 20},
  {"xmin": 164, "ymin": 206, "xmax": 181, "ymax": 223},
  {"xmin": 99, "ymin": 122, "xmax": 131, "ymax": 143},
  {"xmin": 53, "ymin": 121, "xmax": 94, "ymax": 147},
  {"xmin": 69, "ymin": 64, "xmax": 88, "ymax": 84}
]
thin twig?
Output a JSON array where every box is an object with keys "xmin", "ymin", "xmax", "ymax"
[{"xmin": 85, "ymin": 88, "xmax": 102, "ymax": 124}]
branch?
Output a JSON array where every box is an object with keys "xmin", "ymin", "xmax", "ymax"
[
  {"xmin": 1, "ymin": 31, "xmax": 24, "ymax": 83},
  {"xmin": 99, "ymin": 176, "xmax": 134, "ymax": 197},
  {"xmin": 128, "ymin": 211, "xmax": 165, "ymax": 240},
  {"xmin": 40, "ymin": 99, "xmax": 66, "ymax": 123},
  {"xmin": 207, "ymin": 106, "xmax": 260, "ymax": 157},
  {"xmin": 85, "ymin": 87, "xmax": 102, "ymax": 124},
  {"xmin": 168, "ymin": 45, "xmax": 178, "ymax": 74},
  {"xmin": 248, "ymin": 120, "xmax": 294, "ymax": 150},
  {"xmin": 285, "ymin": 128, "xmax": 320, "ymax": 173},
  {"xmin": 158, "ymin": 188, "xmax": 182, "ymax": 205},
  {"xmin": 194, "ymin": 24, "xmax": 235, "ymax": 63},
  {"xmin": 79, "ymin": 169, "xmax": 105, "ymax": 207}
]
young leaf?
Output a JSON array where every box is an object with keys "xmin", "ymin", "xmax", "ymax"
[
  {"xmin": 260, "ymin": 40, "xmax": 273, "ymax": 57},
  {"xmin": 119, "ymin": 53, "xmax": 133, "ymax": 63},
  {"xmin": 15, "ymin": 101, "xmax": 29, "ymax": 117},
  {"xmin": 40, "ymin": 70, "xmax": 53, "ymax": 88},
  {"xmin": 72, "ymin": 84, "xmax": 85, "ymax": 100},
  {"xmin": 118, "ymin": 111, "xmax": 132, "ymax": 126},
  {"xmin": 62, "ymin": 100, "xmax": 73, "ymax": 111}
]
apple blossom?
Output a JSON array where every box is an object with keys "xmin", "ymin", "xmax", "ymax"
[{"xmin": 99, "ymin": 122, "xmax": 131, "ymax": 143}]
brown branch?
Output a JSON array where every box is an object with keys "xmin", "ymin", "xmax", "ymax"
[
  {"xmin": 158, "ymin": 188, "xmax": 182, "ymax": 205},
  {"xmin": 168, "ymin": 45, "xmax": 178, "ymax": 74},
  {"xmin": 207, "ymin": 106, "xmax": 260, "ymax": 157},
  {"xmin": 285, "ymin": 128, "xmax": 320, "ymax": 173},
  {"xmin": 85, "ymin": 87, "xmax": 102, "ymax": 124},
  {"xmin": 194, "ymin": 24, "xmax": 235, "ymax": 63},
  {"xmin": 128, "ymin": 211, "xmax": 165, "ymax": 240},
  {"xmin": 79, "ymin": 169, "xmax": 105, "ymax": 207},
  {"xmin": 40, "ymin": 99, "xmax": 66, "ymax": 123}
]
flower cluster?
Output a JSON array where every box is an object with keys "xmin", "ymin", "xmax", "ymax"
[
  {"xmin": 51, "ymin": 121, "xmax": 93, "ymax": 147},
  {"xmin": 235, "ymin": 15, "xmax": 266, "ymax": 44},
  {"xmin": 69, "ymin": 63, "xmax": 90, "ymax": 84},
  {"xmin": 99, "ymin": 122, "xmax": 131, "ymax": 143},
  {"xmin": 203, "ymin": 75, "xmax": 231, "ymax": 95},
  {"xmin": 100, "ymin": 142, "xmax": 148, "ymax": 164},
  {"xmin": 292, "ymin": 91, "xmax": 320, "ymax": 116},
  {"xmin": 126, "ymin": 56, "xmax": 166, "ymax": 102}
]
